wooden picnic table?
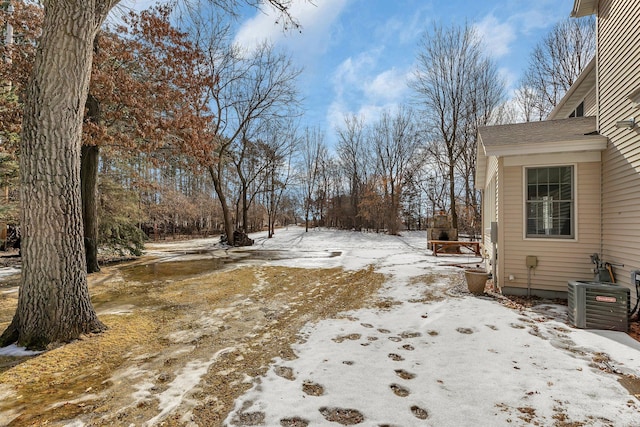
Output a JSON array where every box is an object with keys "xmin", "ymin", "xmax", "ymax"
[{"xmin": 428, "ymin": 240, "xmax": 481, "ymax": 257}]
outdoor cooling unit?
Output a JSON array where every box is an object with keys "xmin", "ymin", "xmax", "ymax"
[{"xmin": 567, "ymin": 280, "xmax": 629, "ymax": 332}]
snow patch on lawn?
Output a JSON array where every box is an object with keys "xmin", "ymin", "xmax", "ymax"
[
  {"xmin": 144, "ymin": 347, "xmax": 235, "ymax": 426},
  {"xmin": 0, "ymin": 344, "xmax": 43, "ymax": 357},
  {"xmin": 0, "ymin": 266, "xmax": 20, "ymax": 281},
  {"xmin": 222, "ymin": 227, "xmax": 640, "ymax": 426}
]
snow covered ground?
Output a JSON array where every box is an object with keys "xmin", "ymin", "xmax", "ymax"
[
  {"xmin": 1, "ymin": 227, "xmax": 639, "ymax": 426},
  {"xmin": 224, "ymin": 227, "xmax": 640, "ymax": 426}
]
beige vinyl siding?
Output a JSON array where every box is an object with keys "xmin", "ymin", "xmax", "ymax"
[
  {"xmin": 584, "ymin": 87, "xmax": 597, "ymax": 116},
  {"xmin": 481, "ymin": 156, "xmax": 499, "ymax": 271},
  {"xmin": 598, "ymin": 0, "xmax": 640, "ymax": 288},
  {"xmin": 497, "ymin": 158, "xmax": 505, "ymax": 287},
  {"xmin": 482, "ymin": 174, "xmax": 498, "ymax": 269},
  {"xmin": 486, "ymin": 156, "xmax": 498, "ymax": 188},
  {"xmin": 500, "ymin": 162, "xmax": 601, "ymax": 292}
]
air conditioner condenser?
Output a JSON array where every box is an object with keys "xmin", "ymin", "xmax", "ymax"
[{"xmin": 568, "ymin": 280, "xmax": 630, "ymax": 332}]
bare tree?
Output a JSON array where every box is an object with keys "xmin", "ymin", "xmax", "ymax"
[
  {"xmin": 411, "ymin": 23, "xmax": 503, "ymax": 231},
  {"xmin": 262, "ymin": 124, "xmax": 298, "ymax": 238},
  {"xmin": 335, "ymin": 113, "xmax": 369, "ymax": 230},
  {"xmin": 299, "ymin": 126, "xmax": 327, "ymax": 232},
  {"xmin": 233, "ymin": 129, "xmax": 267, "ymax": 234},
  {"xmin": 518, "ymin": 16, "xmax": 595, "ymax": 119},
  {"xmin": 457, "ymin": 53, "xmax": 505, "ymax": 235},
  {"xmin": 370, "ymin": 106, "xmax": 419, "ymax": 235},
  {"xmin": 513, "ymin": 86, "xmax": 544, "ymax": 122},
  {"xmin": 192, "ymin": 33, "xmax": 301, "ymax": 245}
]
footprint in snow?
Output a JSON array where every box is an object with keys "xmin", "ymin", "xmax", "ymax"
[
  {"xmin": 333, "ymin": 333, "xmax": 361, "ymax": 343},
  {"xmin": 280, "ymin": 417, "xmax": 309, "ymax": 427},
  {"xmin": 388, "ymin": 353, "xmax": 404, "ymax": 361},
  {"xmin": 394, "ymin": 369, "xmax": 416, "ymax": 380},
  {"xmin": 319, "ymin": 407, "xmax": 364, "ymax": 425},
  {"xmin": 390, "ymin": 383, "xmax": 410, "ymax": 397},
  {"xmin": 274, "ymin": 366, "xmax": 295, "ymax": 381},
  {"xmin": 411, "ymin": 405, "xmax": 429, "ymax": 420},
  {"xmin": 400, "ymin": 331, "xmax": 422, "ymax": 339},
  {"xmin": 302, "ymin": 381, "xmax": 325, "ymax": 396}
]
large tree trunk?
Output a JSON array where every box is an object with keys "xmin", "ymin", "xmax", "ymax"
[
  {"xmin": 208, "ymin": 165, "xmax": 235, "ymax": 246},
  {"xmin": 81, "ymin": 144, "xmax": 100, "ymax": 273},
  {"xmin": 82, "ymin": 90, "xmax": 101, "ymax": 274},
  {"xmin": 0, "ymin": 2, "xmax": 113, "ymax": 350}
]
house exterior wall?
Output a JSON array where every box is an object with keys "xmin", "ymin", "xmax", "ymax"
[
  {"xmin": 500, "ymin": 158, "xmax": 601, "ymax": 295},
  {"xmin": 481, "ymin": 157, "xmax": 499, "ymax": 275},
  {"xmin": 597, "ymin": 0, "xmax": 640, "ymax": 288},
  {"xmin": 584, "ymin": 87, "xmax": 597, "ymax": 116}
]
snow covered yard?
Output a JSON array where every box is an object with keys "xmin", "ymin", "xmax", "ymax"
[
  {"xmin": 227, "ymin": 228, "xmax": 640, "ymax": 426},
  {"xmin": 0, "ymin": 227, "xmax": 639, "ymax": 426}
]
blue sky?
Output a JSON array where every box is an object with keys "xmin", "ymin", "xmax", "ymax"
[
  {"xmin": 124, "ymin": 0, "xmax": 578, "ymax": 144},
  {"xmin": 231, "ymin": 0, "xmax": 577, "ymax": 142}
]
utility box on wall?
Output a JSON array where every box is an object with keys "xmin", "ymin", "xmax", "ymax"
[
  {"xmin": 526, "ymin": 256, "xmax": 538, "ymax": 268},
  {"xmin": 568, "ymin": 281, "xmax": 629, "ymax": 332}
]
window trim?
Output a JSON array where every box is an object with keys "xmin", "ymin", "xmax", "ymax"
[
  {"xmin": 568, "ymin": 100, "xmax": 585, "ymax": 118},
  {"xmin": 522, "ymin": 164, "xmax": 577, "ymax": 241}
]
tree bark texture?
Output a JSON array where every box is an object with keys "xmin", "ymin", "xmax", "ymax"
[
  {"xmin": 209, "ymin": 164, "xmax": 235, "ymax": 246},
  {"xmin": 1, "ymin": 1, "xmax": 115, "ymax": 349},
  {"xmin": 81, "ymin": 144, "xmax": 100, "ymax": 273}
]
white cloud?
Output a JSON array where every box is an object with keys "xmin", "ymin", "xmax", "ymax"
[
  {"xmin": 328, "ymin": 49, "xmax": 411, "ymax": 135},
  {"xmin": 331, "ymin": 50, "xmax": 379, "ymax": 96},
  {"xmin": 474, "ymin": 14, "xmax": 516, "ymax": 58},
  {"xmin": 498, "ymin": 66, "xmax": 518, "ymax": 92},
  {"xmin": 234, "ymin": 0, "xmax": 348, "ymax": 56},
  {"xmin": 364, "ymin": 68, "xmax": 410, "ymax": 102}
]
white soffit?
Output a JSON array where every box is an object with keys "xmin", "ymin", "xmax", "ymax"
[
  {"xmin": 504, "ymin": 151, "xmax": 601, "ymax": 167},
  {"xmin": 571, "ymin": 0, "xmax": 598, "ymax": 17},
  {"xmin": 484, "ymin": 137, "xmax": 607, "ymax": 157}
]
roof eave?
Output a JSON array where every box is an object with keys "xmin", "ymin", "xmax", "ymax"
[
  {"xmin": 484, "ymin": 137, "xmax": 607, "ymax": 157},
  {"xmin": 547, "ymin": 58, "xmax": 596, "ymax": 120},
  {"xmin": 475, "ymin": 136, "xmax": 488, "ymax": 190},
  {"xmin": 571, "ymin": 0, "xmax": 598, "ymax": 17}
]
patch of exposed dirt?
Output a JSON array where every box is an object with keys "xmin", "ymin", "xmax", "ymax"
[
  {"xmin": 319, "ymin": 407, "xmax": 364, "ymax": 425},
  {"xmin": 0, "ymin": 261, "xmax": 384, "ymax": 426},
  {"xmin": 495, "ymin": 293, "xmax": 640, "ymax": 344},
  {"xmin": 302, "ymin": 381, "xmax": 324, "ymax": 396}
]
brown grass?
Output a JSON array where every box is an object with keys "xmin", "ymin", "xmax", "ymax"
[{"xmin": 0, "ymin": 263, "xmax": 384, "ymax": 426}]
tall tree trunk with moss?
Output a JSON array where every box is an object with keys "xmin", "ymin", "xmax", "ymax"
[{"xmin": 0, "ymin": 1, "xmax": 116, "ymax": 350}]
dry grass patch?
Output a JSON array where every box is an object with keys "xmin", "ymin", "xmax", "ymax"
[
  {"xmin": 0, "ymin": 312, "xmax": 162, "ymax": 425},
  {"xmin": 0, "ymin": 263, "xmax": 385, "ymax": 426}
]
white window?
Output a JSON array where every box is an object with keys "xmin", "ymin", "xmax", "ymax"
[
  {"xmin": 568, "ymin": 101, "xmax": 584, "ymax": 117},
  {"xmin": 526, "ymin": 166, "xmax": 574, "ymax": 238}
]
